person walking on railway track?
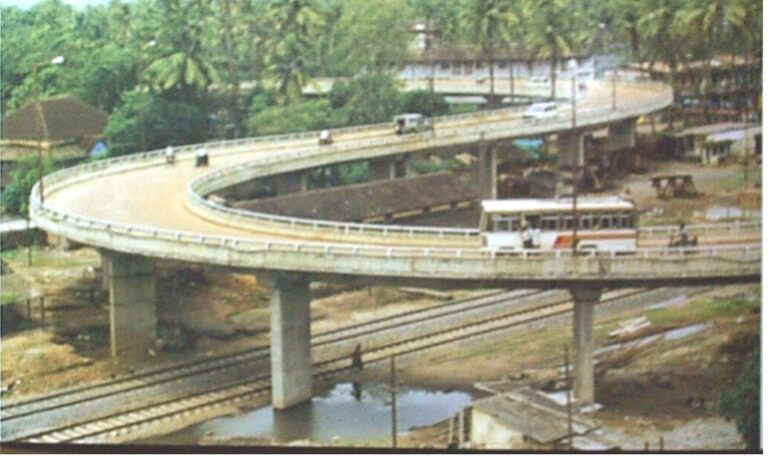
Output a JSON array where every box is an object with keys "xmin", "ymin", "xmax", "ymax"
[
  {"xmin": 351, "ymin": 343, "xmax": 363, "ymax": 370},
  {"xmin": 679, "ymin": 222, "xmax": 689, "ymax": 246}
]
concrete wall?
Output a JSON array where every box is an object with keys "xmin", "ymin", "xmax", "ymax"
[
  {"xmin": 398, "ymin": 57, "xmax": 596, "ymax": 82},
  {"xmin": 471, "ymin": 409, "xmax": 525, "ymax": 449}
]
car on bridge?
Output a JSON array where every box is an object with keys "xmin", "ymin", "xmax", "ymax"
[
  {"xmin": 522, "ymin": 102, "xmax": 559, "ymax": 121},
  {"xmin": 393, "ymin": 113, "xmax": 430, "ymax": 134}
]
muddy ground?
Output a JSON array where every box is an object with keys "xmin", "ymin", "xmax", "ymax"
[{"xmin": 0, "ymin": 155, "xmax": 760, "ymax": 450}]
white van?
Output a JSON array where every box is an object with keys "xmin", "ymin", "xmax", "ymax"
[
  {"xmin": 528, "ymin": 76, "xmax": 550, "ymax": 87},
  {"xmin": 393, "ymin": 113, "xmax": 430, "ymax": 134},
  {"xmin": 522, "ymin": 102, "xmax": 559, "ymax": 121}
]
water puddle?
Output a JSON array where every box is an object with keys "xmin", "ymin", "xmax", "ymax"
[
  {"xmin": 596, "ymin": 323, "xmax": 710, "ymax": 357},
  {"xmin": 663, "ymin": 322, "xmax": 709, "ymax": 341},
  {"xmin": 162, "ymin": 382, "xmax": 472, "ymax": 445},
  {"xmin": 645, "ymin": 295, "xmax": 686, "ymax": 310}
]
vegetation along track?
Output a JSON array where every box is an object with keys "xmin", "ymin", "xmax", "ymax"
[{"xmin": 7, "ymin": 287, "xmax": 706, "ymax": 443}]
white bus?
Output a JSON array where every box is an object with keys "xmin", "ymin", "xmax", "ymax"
[{"xmin": 479, "ymin": 197, "xmax": 638, "ymax": 251}]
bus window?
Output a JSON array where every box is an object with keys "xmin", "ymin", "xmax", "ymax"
[
  {"xmin": 492, "ymin": 215, "xmax": 520, "ymax": 232},
  {"xmin": 600, "ymin": 214, "xmax": 612, "ymax": 229},
  {"xmin": 492, "ymin": 215, "xmax": 508, "ymax": 232},
  {"xmin": 562, "ymin": 217, "xmax": 573, "ymax": 230},
  {"xmin": 580, "ymin": 216, "xmax": 592, "ymax": 230},
  {"xmin": 525, "ymin": 215, "xmax": 541, "ymax": 229},
  {"xmin": 542, "ymin": 215, "xmax": 558, "ymax": 231}
]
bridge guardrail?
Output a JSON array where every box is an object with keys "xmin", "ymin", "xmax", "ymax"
[{"xmin": 30, "ymin": 198, "xmax": 761, "ymax": 263}]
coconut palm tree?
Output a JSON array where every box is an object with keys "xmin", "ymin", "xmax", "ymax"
[
  {"xmin": 460, "ymin": 0, "xmax": 512, "ymax": 107},
  {"xmin": 143, "ymin": 0, "xmax": 221, "ymax": 103},
  {"xmin": 520, "ymin": 0, "xmax": 582, "ymax": 99},
  {"xmin": 265, "ymin": 0, "xmax": 323, "ymax": 104}
]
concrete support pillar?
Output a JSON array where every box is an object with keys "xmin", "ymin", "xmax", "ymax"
[
  {"xmin": 557, "ymin": 131, "xmax": 585, "ymax": 169},
  {"xmin": 570, "ymin": 286, "xmax": 602, "ymax": 405},
  {"xmin": 270, "ymin": 275, "xmax": 312, "ymax": 409},
  {"xmin": 608, "ymin": 118, "xmax": 637, "ymax": 151},
  {"xmin": 394, "ymin": 155, "xmax": 410, "ymax": 179},
  {"xmin": 369, "ymin": 157, "xmax": 396, "ymax": 181},
  {"xmin": 556, "ymin": 131, "xmax": 586, "ymax": 196},
  {"xmin": 474, "ymin": 143, "xmax": 497, "ymax": 199},
  {"xmin": 105, "ymin": 252, "xmax": 156, "ymax": 358}
]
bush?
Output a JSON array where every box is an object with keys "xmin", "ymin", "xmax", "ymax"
[
  {"xmin": 246, "ymin": 99, "xmax": 342, "ymax": 136},
  {"xmin": 720, "ymin": 348, "xmax": 760, "ymax": 450},
  {"xmin": 401, "ymin": 89, "xmax": 449, "ymax": 117},
  {"xmin": 410, "ymin": 158, "xmax": 463, "ymax": 175},
  {"xmin": 1, "ymin": 154, "xmax": 55, "ymax": 216}
]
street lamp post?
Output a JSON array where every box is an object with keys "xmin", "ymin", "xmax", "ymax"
[
  {"xmin": 568, "ymin": 59, "xmax": 579, "ymax": 254},
  {"xmin": 33, "ymin": 56, "xmax": 65, "ymax": 206}
]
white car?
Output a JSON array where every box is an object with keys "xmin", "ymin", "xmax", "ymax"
[{"xmin": 522, "ymin": 102, "xmax": 559, "ymax": 121}]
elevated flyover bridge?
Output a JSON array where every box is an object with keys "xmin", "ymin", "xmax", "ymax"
[{"xmin": 31, "ymin": 79, "xmax": 759, "ymax": 409}]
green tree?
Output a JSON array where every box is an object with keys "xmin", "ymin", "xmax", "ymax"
[
  {"xmin": 1, "ymin": 154, "xmax": 56, "ymax": 216},
  {"xmin": 410, "ymin": 0, "xmax": 463, "ymax": 42},
  {"xmin": 143, "ymin": 0, "xmax": 221, "ymax": 103},
  {"xmin": 335, "ymin": 74, "xmax": 403, "ymax": 125},
  {"xmin": 329, "ymin": 0, "xmax": 413, "ymax": 75},
  {"xmin": 520, "ymin": 0, "xmax": 584, "ymax": 99},
  {"xmin": 720, "ymin": 348, "xmax": 760, "ymax": 450},
  {"xmin": 104, "ymin": 90, "xmax": 207, "ymax": 156},
  {"xmin": 265, "ymin": 0, "xmax": 323, "ymax": 104},
  {"xmin": 245, "ymin": 98, "xmax": 341, "ymax": 136}
]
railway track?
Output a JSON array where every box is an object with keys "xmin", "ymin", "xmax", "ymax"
[
  {"xmin": 1, "ymin": 289, "xmax": 543, "ymax": 438},
  {"xmin": 6, "ymin": 286, "xmax": 704, "ymax": 444}
]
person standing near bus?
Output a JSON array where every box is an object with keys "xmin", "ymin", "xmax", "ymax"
[
  {"xmin": 532, "ymin": 224, "xmax": 541, "ymax": 249},
  {"xmin": 523, "ymin": 224, "xmax": 534, "ymax": 249}
]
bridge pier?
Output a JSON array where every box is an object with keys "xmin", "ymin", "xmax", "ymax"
[
  {"xmin": 570, "ymin": 286, "xmax": 601, "ymax": 406},
  {"xmin": 369, "ymin": 157, "xmax": 396, "ymax": 181},
  {"xmin": 608, "ymin": 118, "xmax": 637, "ymax": 151},
  {"xmin": 103, "ymin": 252, "xmax": 157, "ymax": 358},
  {"xmin": 270, "ymin": 275, "xmax": 312, "ymax": 409},
  {"xmin": 474, "ymin": 143, "xmax": 498, "ymax": 199},
  {"xmin": 556, "ymin": 131, "xmax": 585, "ymax": 195}
]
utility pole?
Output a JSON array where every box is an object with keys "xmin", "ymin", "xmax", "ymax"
[
  {"xmin": 570, "ymin": 74, "xmax": 579, "ymax": 254},
  {"xmin": 34, "ymin": 102, "xmax": 46, "ymax": 206},
  {"xmin": 390, "ymin": 355, "xmax": 398, "ymax": 449},
  {"xmin": 564, "ymin": 344, "xmax": 574, "ymax": 450}
]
